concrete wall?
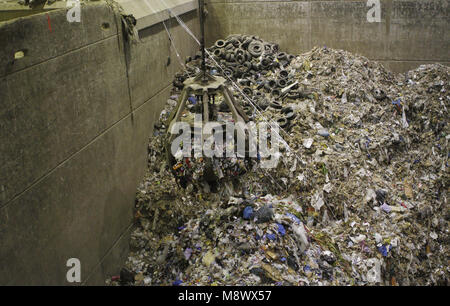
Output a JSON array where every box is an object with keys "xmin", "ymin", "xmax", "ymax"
[
  {"xmin": 205, "ymin": 0, "xmax": 450, "ymax": 72},
  {"xmin": 0, "ymin": 2, "xmax": 199, "ymax": 285}
]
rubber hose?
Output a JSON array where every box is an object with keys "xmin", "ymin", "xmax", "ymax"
[
  {"xmin": 281, "ymin": 106, "xmax": 293, "ymax": 114},
  {"xmin": 285, "ymin": 111, "xmax": 297, "ymax": 121},
  {"xmin": 277, "ymin": 79, "xmax": 287, "ymax": 88},
  {"xmin": 271, "ymin": 88, "xmax": 281, "ymax": 96},
  {"xmin": 270, "ymin": 101, "xmax": 282, "ymax": 109},
  {"xmin": 213, "ymin": 48, "xmax": 224, "ymax": 58},
  {"xmin": 243, "ymin": 61, "xmax": 252, "ymax": 70},
  {"xmin": 215, "ymin": 40, "xmax": 226, "ymax": 48},
  {"xmin": 236, "ymin": 54, "xmax": 245, "ymax": 64},
  {"xmin": 277, "ymin": 117, "xmax": 289, "ymax": 128},
  {"xmin": 243, "ymin": 87, "xmax": 253, "ymax": 96},
  {"xmin": 279, "ymin": 70, "xmax": 289, "ymax": 79},
  {"xmin": 248, "ymin": 41, "xmax": 264, "ymax": 57},
  {"xmin": 277, "ymin": 52, "xmax": 287, "ymax": 61}
]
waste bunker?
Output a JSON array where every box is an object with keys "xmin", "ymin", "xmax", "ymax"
[{"xmin": 0, "ymin": 0, "xmax": 448, "ymax": 286}]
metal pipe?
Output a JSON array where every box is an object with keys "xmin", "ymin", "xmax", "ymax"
[{"xmin": 198, "ymin": 0, "xmax": 206, "ymax": 82}]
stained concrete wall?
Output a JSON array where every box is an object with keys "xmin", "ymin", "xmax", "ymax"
[
  {"xmin": 205, "ymin": 0, "xmax": 450, "ymax": 72},
  {"xmin": 0, "ymin": 2, "xmax": 199, "ymax": 285}
]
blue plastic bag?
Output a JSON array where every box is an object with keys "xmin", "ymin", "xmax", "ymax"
[{"xmin": 243, "ymin": 206, "xmax": 254, "ymax": 220}]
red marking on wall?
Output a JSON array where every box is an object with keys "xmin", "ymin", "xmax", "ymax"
[{"xmin": 47, "ymin": 14, "xmax": 52, "ymax": 32}]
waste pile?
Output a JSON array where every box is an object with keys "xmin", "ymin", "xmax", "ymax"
[{"xmin": 108, "ymin": 35, "xmax": 449, "ymax": 286}]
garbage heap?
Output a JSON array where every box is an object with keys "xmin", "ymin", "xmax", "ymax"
[{"xmin": 110, "ymin": 35, "xmax": 449, "ymax": 286}]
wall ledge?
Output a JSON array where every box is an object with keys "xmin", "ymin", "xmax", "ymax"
[{"xmin": 116, "ymin": 0, "xmax": 197, "ymax": 31}]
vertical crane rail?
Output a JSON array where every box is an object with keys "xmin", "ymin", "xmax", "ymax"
[{"xmin": 198, "ymin": 0, "xmax": 207, "ymax": 83}]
